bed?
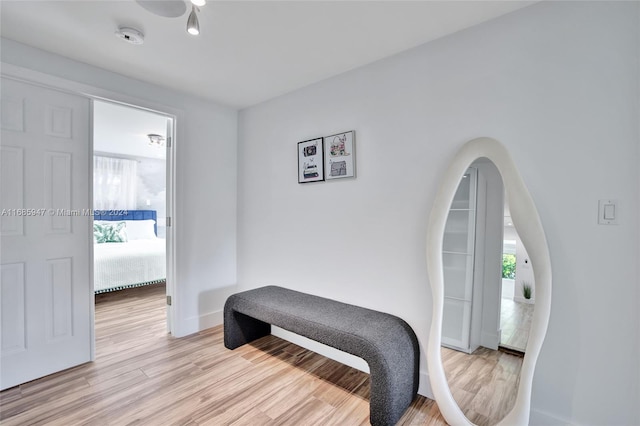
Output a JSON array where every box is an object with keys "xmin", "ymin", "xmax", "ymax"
[{"xmin": 93, "ymin": 210, "xmax": 166, "ymax": 294}]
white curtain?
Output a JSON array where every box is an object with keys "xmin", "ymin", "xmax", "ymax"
[{"xmin": 93, "ymin": 156, "xmax": 138, "ymax": 210}]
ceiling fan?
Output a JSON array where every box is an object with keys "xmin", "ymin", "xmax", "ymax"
[{"xmin": 135, "ymin": 0, "xmax": 206, "ymax": 36}]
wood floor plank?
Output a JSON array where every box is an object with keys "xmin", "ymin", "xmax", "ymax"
[{"xmin": 271, "ymin": 396, "xmax": 336, "ymax": 426}]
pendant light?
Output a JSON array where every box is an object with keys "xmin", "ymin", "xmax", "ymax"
[
  {"xmin": 186, "ymin": 5, "xmax": 200, "ymax": 36},
  {"xmin": 134, "ymin": 0, "xmax": 205, "ymax": 36}
]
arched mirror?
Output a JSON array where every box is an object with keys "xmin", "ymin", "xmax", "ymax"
[{"xmin": 426, "ymin": 137, "xmax": 551, "ymax": 425}]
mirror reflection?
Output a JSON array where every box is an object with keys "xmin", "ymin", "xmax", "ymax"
[{"xmin": 440, "ymin": 158, "xmax": 534, "ymax": 426}]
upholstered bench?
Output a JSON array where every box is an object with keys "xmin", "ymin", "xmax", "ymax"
[{"xmin": 223, "ymin": 285, "xmax": 419, "ymax": 426}]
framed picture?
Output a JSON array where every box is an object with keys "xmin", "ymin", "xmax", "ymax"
[
  {"xmin": 298, "ymin": 138, "xmax": 324, "ymax": 183},
  {"xmin": 324, "ymin": 130, "xmax": 355, "ymax": 180}
]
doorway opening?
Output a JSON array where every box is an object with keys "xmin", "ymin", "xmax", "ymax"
[
  {"xmin": 499, "ymin": 204, "xmax": 534, "ymax": 353},
  {"xmin": 92, "ymin": 99, "xmax": 173, "ymax": 337}
]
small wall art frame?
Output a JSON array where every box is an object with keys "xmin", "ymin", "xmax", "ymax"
[
  {"xmin": 297, "ymin": 138, "xmax": 324, "ymax": 183},
  {"xmin": 324, "ymin": 131, "xmax": 356, "ymax": 180}
]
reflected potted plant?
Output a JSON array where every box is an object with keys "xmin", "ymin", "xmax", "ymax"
[{"xmin": 522, "ymin": 281, "xmax": 532, "ymax": 300}]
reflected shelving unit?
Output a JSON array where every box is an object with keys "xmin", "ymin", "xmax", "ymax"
[{"xmin": 441, "ymin": 167, "xmax": 478, "ymax": 353}]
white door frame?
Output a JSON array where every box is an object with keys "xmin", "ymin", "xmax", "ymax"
[
  {"xmin": 92, "ymin": 97, "xmax": 176, "ymax": 330},
  {"xmin": 1, "ymin": 62, "xmax": 180, "ymax": 358}
]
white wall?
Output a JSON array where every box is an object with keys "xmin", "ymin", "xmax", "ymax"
[
  {"xmin": 135, "ymin": 156, "xmax": 167, "ymax": 238},
  {"xmin": 135, "ymin": 157, "xmax": 166, "ymax": 215},
  {"xmin": 238, "ymin": 2, "xmax": 639, "ymax": 425},
  {"xmin": 504, "ymin": 224, "xmax": 518, "ymax": 243},
  {"xmin": 1, "ymin": 38, "xmax": 238, "ymax": 337}
]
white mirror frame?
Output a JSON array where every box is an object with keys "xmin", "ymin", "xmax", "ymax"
[{"xmin": 426, "ymin": 137, "xmax": 551, "ymax": 425}]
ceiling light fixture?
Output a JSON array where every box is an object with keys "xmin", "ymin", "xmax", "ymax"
[
  {"xmin": 186, "ymin": 5, "xmax": 200, "ymax": 35},
  {"xmin": 147, "ymin": 134, "xmax": 165, "ymax": 147},
  {"xmin": 134, "ymin": 0, "xmax": 205, "ymax": 37}
]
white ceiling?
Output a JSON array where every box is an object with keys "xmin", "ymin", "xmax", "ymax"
[
  {"xmin": 94, "ymin": 100, "xmax": 168, "ymax": 160},
  {"xmin": 0, "ymin": 1, "xmax": 536, "ymax": 109}
]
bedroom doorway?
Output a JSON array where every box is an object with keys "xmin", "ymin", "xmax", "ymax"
[
  {"xmin": 92, "ymin": 99, "xmax": 174, "ymax": 333},
  {"xmin": 500, "ymin": 205, "xmax": 535, "ymax": 353}
]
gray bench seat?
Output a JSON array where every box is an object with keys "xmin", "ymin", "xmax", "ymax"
[{"xmin": 223, "ymin": 285, "xmax": 419, "ymax": 426}]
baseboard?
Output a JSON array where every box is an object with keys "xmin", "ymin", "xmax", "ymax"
[
  {"xmin": 174, "ymin": 309, "xmax": 223, "ymax": 337},
  {"xmin": 529, "ymin": 408, "xmax": 575, "ymax": 425},
  {"xmin": 272, "ymin": 326, "xmax": 369, "ymax": 372},
  {"xmin": 417, "ymin": 371, "xmax": 434, "ymax": 399}
]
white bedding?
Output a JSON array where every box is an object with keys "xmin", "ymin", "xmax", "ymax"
[{"xmin": 94, "ymin": 238, "xmax": 166, "ymax": 293}]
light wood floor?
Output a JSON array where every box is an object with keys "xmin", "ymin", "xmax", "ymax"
[
  {"xmin": 500, "ymin": 298, "xmax": 534, "ymax": 352},
  {"xmin": 0, "ymin": 284, "xmax": 523, "ymax": 425},
  {"xmin": 441, "ymin": 347, "xmax": 522, "ymax": 426},
  {"xmin": 0, "ymin": 284, "xmax": 447, "ymax": 425}
]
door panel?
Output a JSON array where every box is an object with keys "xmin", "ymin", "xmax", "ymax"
[
  {"xmin": 0, "ymin": 146, "xmax": 24, "ymax": 236},
  {"xmin": 1, "ymin": 78, "xmax": 91, "ymax": 390},
  {"xmin": 0, "ymin": 263, "xmax": 26, "ymax": 355}
]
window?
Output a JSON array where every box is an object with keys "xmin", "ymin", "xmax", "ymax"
[
  {"xmin": 502, "ymin": 253, "xmax": 516, "ymax": 279},
  {"xmin": 93, "ymin": 156, "xmax": 137, "ymax": 210}
]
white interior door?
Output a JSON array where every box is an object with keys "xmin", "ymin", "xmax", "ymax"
[{"xmin": 1, "ymin": 77, "xmax": 91, "ymax": 390}]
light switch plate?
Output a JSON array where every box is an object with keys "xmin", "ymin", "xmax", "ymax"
[{"xmin": 598, "ymin": 199, "xmax": 618, "ymax": 225}]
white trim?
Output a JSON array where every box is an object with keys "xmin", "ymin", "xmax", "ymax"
[
  {"xmin": 176, "ymin": 310, "xmax": 224, "ymax": 338},
  {"xmin": 88, "ymin": 99, "xmax": 95, "ymax": 361},
  {"xmin": 529, "ymin": 408, "xmax": 576, "ymax": 426},
  {"xmin": 0, "ymin": 63, "xmax": 181, "ymax": 119},
  {"xmin": 1, "ymin": 62, "xmax": 181, "ymax": 337},
  {"xmin": 417, "ymin": 371, "xmax": 434, "ymax": 399},
  {"xmin": 271, "ymin": 326, "xmax": 370, "ymax": 373},
  {"xmin": 426, "ymin": 137, "xmax": 552, "ymax": 426},
  {"xmin": 165, "ymin": 116, "xmax": 176, "ymax": 333}
]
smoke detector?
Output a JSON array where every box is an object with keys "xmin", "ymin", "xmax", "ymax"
[{"xmin": 115, "ymin": 27, "xmax": 145, "ymax": 45}]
